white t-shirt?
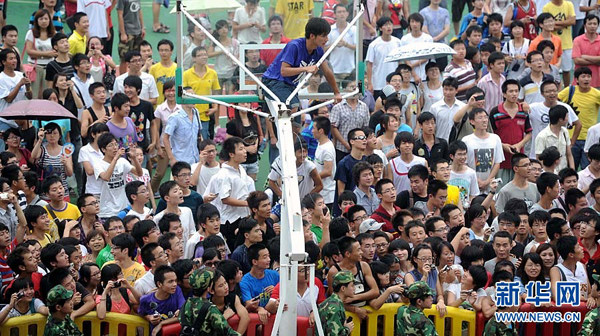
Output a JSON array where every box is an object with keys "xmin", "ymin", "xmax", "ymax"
[
  {"xmin": 203, "ymin": 163, "xmax": 252, "ymax": 225},
  {"xmin": 314, "ymin": 141, "xmax": 336, "ymax": 204},
  {"xmin": 154, "ymin": 207, "xmax": 195, "ymax": 248},
  {"xmin": 326, "ymin": 24, "xmax": 357, "ymax": 75},
  {"xmin": 25, "ymin": 30, "xmax": 53, "ymax": 65},
  {"xmin": 584, "ymin": 123, "xmax": 600, "ymax": 153},
  {"xmin": 446, "ymin": 284, "xmax": 487, "ymax": 306},
  {"xmin": 77, "ymin": 0, "xmax": 110, "ymax": 38},
  {"xmin": 94, "ymin": 158, "xmax": 133, "ymax": 218},
  {"xmin": 430, "ymin": 99, "xmax": 466, "ymax": 140},
  {"xmin": 399, "ymin": 33, "xmax": 434, "ymax": 81},
  {"xmin": 127, "ymin": 207, "xmax": 152, "ymax": 221},
  {"xmin": 78, "ymin": 143, "xmax": 104, "ymax": 195},
  {"xmin": 133, "ymin": 270, "xmax": 155, "ymax": 296},
  {"xmin": 0, "ymin": 71, "xmax": 27, "ymax": 112},
  {"xmin": 233, "ymin": 6, "xmax": 266, "ymax": 44},
  {"xmin": 191, "ymin": 163, "xmax": 221, "ymax": 196},
  {"xmin": 462, "ymin": 133, "xmax": 505, "ymax": 187},
  {"xmin": 449, "ymin": 167, "xmax": 480, "ymax": 206},
  {"xmin": 365, "ymin": 36, "xmax": 402, "ymax": 90},
  {"xmin": 389, "ymin": 155, "xmax": 428, "ymax": 194},
  {"xmin": 113, "ymin": 72, "xmax": 159, "ymax": 100},
  {"xmin": 268, "ymin": 157, "xmax": 317, "ymax": 201},
  {"xmin": 421, "ymin": 82, "xmax": 444, "ymax": 114},
  {"xmin": 528, "ymin": 101, "xmax": 579, "ymax": 158}
]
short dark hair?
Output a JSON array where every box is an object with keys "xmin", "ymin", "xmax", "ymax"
[
  {"xmin": 111, "ymin": 92, "xmax": 130, "ymax": 110},
  {"xmin": 376, "ymin": 16, "xmax": 393, "ymax": 30},
  {"xmin": 154, "ymin": 265, "xmax": 176, "ymax": 286},
  {"xmin": 157, "ymin": 39, "xmax": 174, "ymax": 51},
  {"xmin": 124, "ymin": 50, "xmax": 142, "ymax": 63},
  {"xmin": 330, "ymin": 217, "xmax": 351, "ymax": 241},
  {"xmin": 556, "ymin": 235, "xmax": 578, "ymax": 260},
  {"xmin": 141, "ymin": 242, "xmax": 160, "ymax": 267},
  {"xmin": 558, "ymin": 167, "xmax": 578, "ymax": 184},
  {"xmin": 537, "ymin": 12, "xmax": 554, "ymax": 26},
  {"xmin": 449, "ymin": 140, "xmax": 468, "ymax": 157},
  {"xmin": 313, "ymin": 116, "xmax": 331, "ymax": 135},
  {"xmin": 405, "ymin": 220, "xmax": 426, "ymax": 238},
  {"xmin": 247, "ymin": 243, "xmax": 268, "ymax": 264},
  {"xmin": 468, "ymin": 107, "xmax": 487, "ymax": 121},
  {"xmin": 375, "ymin": 178, "xmax": 394, "ymax": 195},
  {"xmin": 337, "ymin": 236, "xmax": 357, "ymax": 257},
  {"xmin": 24, "ymin": 205, "xmax": 48, "ymax": 232},
  {"xmin": 511, "ymin": 153, "xmax": 528, "ymax": 169},
  {"xmin": 1, "ymin": 25, "xmax": 17, "ymax": 37},
  {"xmin": 526, "ymin": 50, "xmax": 543, "ymax": 63},
  {"xmin": 123, "ymin": 75, "xmax": 142, "ymax": 95},
  {"xmin": 7, "ymin": 246, "xmax": 30, "ymax": 275},
  {"xmin": 417, "ymin": 111, "xmax": 435, "ymax": 125},
  {"xmin": 40, "ymin": 243, "xmax": 64, "ymax": 271},
  {"xmin": 305, "ymin": 17, "xmax": 331, "ymax": 39},
  {"xmin": 352, "ymin": 161, "xmax": 374, "ymax": 186},
  {"xmin": 111, "ymin": 233, "xmax": 138, "ymax": 259},
  {"xmin": 427, "ymin": 180, "xmax": 447, "ymax": 197},
  {"xmin": 72, "ymin": 12, "xmax": 87, "ymax": 24},
  {"xmin": 547, "ymin": 217, "xmax": 569, "ymax": 242},
  {"xmin": 488, "ymin": 52, "xmax": 505, "ymax": 66},
  {"xmin": 528, "ymin": 210, "xmax": 551, "ymax": 228},
  {"xmin": 131, "ymin": 220, "xmax": 157, "ymax": 248},
  {"xmin": 158, "ymin": 213, "xmax": 180, "ymax": 234},
  {"xmin": 338, "ymin": 190, "xmax": 357, "ymax": 206},
  {"xmin": 565, "ymin": 188, "xmax": 586, "ymax": 211},
  {"xmin": 197, "ymin": 203, "xmax": 220, "ymax": 226},
  {"xmin": 465, "ymin": 25, "xmax": 482, "ymax": 38},
  {"xmin": 159, "ymin": 180, "xmax": 178, "ymax": 200},
  {"xmin": 71, "ymin": 53, "xmax": 90, "ymax": 68},
  {"xmin": 172, "ymin": 161, "xmax": 192, "ymax": 177},
  {"xmin": 394, "ymin": 131, "xmax": 414, "ymax": 148},
  {"xmin": 219, "ymin": 137, "xmax": 245, "ymax": 161},
  {"xmin": 442, "ymin": 77, "xmax": 459, "ymax": 89},
  {"xmin": 589, "ymin": 144, "xmax": 600, "ymax": 162},
  {"xmin": 502, "ymin": 79, "xmax": 520, "ymax": 94},
  {"xmin": 575, "ymin": 66, "xmax": 593, "ymax": 80},
  {"xmin": 536, "ymin": 172, "xmax": 559, "ymax": 196},
  {"xmin": 125, "ymin": 180, "xmax": 145, "ymax": 204}
]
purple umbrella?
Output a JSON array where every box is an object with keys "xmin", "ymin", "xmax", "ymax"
[{"xmin": 0, "ymin": 99, "xmax": 77, "ymax": 121}]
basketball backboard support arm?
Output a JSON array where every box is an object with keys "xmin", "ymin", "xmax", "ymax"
[{"xmin": 174, "ymin": 1, "xmax": 365, "ymax": 335}]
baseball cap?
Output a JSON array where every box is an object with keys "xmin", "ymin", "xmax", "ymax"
[
  {"xmin": 47, "ymin": 285, "xmax": 74, "ymax": 306},
  {"xmin": 381, "ymin": 85, "xmax": 398, "ymax": 99},
  {"xmin": 407, "ymin": 281, "xmax": 434, "ymax": 300},
  {"xmin": 359, "ymin": 218, "xmax": 384, "ymax": 234},
  {"xmin": 332, "ymin": 271, "xmax": 354, "ymax": 287}
]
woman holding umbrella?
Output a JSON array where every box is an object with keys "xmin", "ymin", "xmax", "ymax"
[{"xmin": 31, "ymin": 122, "xmax": 73, "ymax": 201}]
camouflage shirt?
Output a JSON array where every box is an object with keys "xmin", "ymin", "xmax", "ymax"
[
  {"xmin": 318, "ymin": 293, "xmax": 350, "ymax": 336},
  {"xmin": 483, "ymin": 315, "xmax": 517, "ymax": 336},
  {"xmin": 395, "ymin": 305, "xmax": 438, "ymax": 336},
  {"xmin": 43, "ymin": 315, "xmax": 83, "ymax": 336},
  {"xmin": 578, "ymin": 307, "xmax": 600, "ymax": 336},
  {"xmin": 179, "ymin": 297, "xmax": 239, "ymax": 336}
]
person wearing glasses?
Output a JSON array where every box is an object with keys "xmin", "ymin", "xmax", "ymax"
[
  {"xmin": 134, "ymin": 242, "xmax": 169, "ymax": 296},
  {"xmin": 95, "ymin": 217, "xmax": 125, "ymax": 268},
  {"xmin": 112, "ymin": 51, "xmax": 159, "ymax": 105},
  {"xmin": 494, "ymin": 153, "xmax": 541, "ymax": 214},
  {"xmin": 404, "ymin": 243, "xmax": 447, "ymax": 317},
  {"xmin": 155, "ymin": 161, "xmax": 203, "ymax": 217},
  {"xmin": 75, "ymin": 193, "xmax": 102, "ymax": 243}
]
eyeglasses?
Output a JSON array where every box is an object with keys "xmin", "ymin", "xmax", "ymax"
[
  {"xmin": 177, "ymin": 173, "xmax": 192, "ymax": 178},
  {"xmin": 108, "ymin": 225, "xmax": 125, "ymax": 232},
  {"xmin": 561, "ymin": 227, "xmax": 572, "ymax": 235},
  {"xmin": 217, "ymin": 248, "xmax": 227, "ymax": 254},
  {"xmin": 375, "ymin": 243, "xmax": 389, "ymax": 249},
  {"xmin": 352, "ymin": 136, "xmax": 367, "ymax": 141},
  {"xmin": 353, "ymin": 214, "xmax": 369, "ymax": 223},
  {"xmin": 434, "ymin": 226, "xmax": 450, "ymax": 233},
  {"xmin": 106, "ymin": 142, "xmax": 118, "ymax": 149},
  {"xmin": 6, "ymin": 136, "xmax": 19, "ymax": 141},
  {"xmin": 85, "ymin": 200, "xmax": 100, "ymax": 207},
  {"xmin": 417, "ymin": 257, "xmax": 434, "ymax": 262}
]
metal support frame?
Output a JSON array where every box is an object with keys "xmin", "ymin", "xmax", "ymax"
[{"xmin": 175, "ymin": 1, "xmax": 366, "ymax": 335}]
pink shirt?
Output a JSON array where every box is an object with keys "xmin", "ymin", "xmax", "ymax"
[
  {"xmin": 477, "ymin": 72, "xmax": 506, "ymax": 114},
  {"xmin": 572, "ymin": 33, "xmax": 600, "ymax": 88}
]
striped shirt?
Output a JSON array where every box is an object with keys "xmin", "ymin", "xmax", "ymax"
[
  {"xmin": 444, "ymin": 60, "xmax": 477, "ymax": 102},
  {"xmin": 518, "ymin": 73, "xmax": 555, "ymax": 104},
  {"xmin": 490, "ymin": 103, "xmax": 532, "ymax": 169},
  {"xmin": 477, "ymin": 72, "xmax": 506, "ymax": 113},
  {"xmin": 40, "ymin": 145, "xmax": 69, "ymax": 193}
]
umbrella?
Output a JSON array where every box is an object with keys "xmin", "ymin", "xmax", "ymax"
[
  {"xmin": 170, "ymin": 0, "xmax": 242, "ymax": 14},
  {"xmin": 0, "ymin": 99, "xmax": 77, "ymax": 121},
  {"xmin": 385, "ymin": 42, "xmax": 457, "ymax": 63}
]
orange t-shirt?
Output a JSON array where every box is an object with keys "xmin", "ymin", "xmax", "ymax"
[{"xmin": 528, "ymin": 34, "xmax": 563, "ymax": 65}]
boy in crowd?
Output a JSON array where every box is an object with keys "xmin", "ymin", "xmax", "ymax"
[
  {"xmin": 156, "ymin": 162, "xmax": 203, "ymax": 217},
  {"xmin": 448, "ymin": 140, "xmax": 479, "ymax": 208},
  {"xmin": 365, "ymin": 17, "xmax": 402, "ymax": 98},
  {"xmin": 240, "ymin": 243, "xmax": 279, "ymax": 320},
  {"xmin": 387, "ymin": 132, "xmax": 427, "ymax": 194},
  {"xmin": 495, "ymin": 154, "xmax": 541, "ymax": 213},
  {"xmin": 109, "ymin": 233, "xmax": 146, "ymax": 285},
  {"xmin": 395, "ymin": 164, "xmax": 429, "ymax": 210},
  {"xmin": 153, "ymin": 181, "xmax": 195, "ymax": 248},
  {"xmin": 313, "ymin": 117, "xmax": 336, "ymax": 209},
  {"xmin": 525, "ymin": 211, "xmax": 551, "ymax": 254},
  {"xmin": 124, "ymin": 181, "xmax": 152, "ymax": 220},
  {"xmin": 131, "ymin": 220, "xmax": 160, "ymax": 248},
  {"xmin": 318, "ymin": 271, "xmax": 355, "ymax": 335},
  {"xmin": 477, "ymin": 52, "xmax": 505, "ymax": 113},
  {"xmin": 95, "ymin": 217, "xmax": 125, "ymax": 267},
  {"xmin": 135, "ymin": 242, "xmax": 169, "ymax": 296},
  {"xmin": 45, "ymin": 33, "xmax": 72, "ymax": 88},
  {"xmin": 535, "ymin": 106, "xmax": 574, "ymax": 172},
  {"xmin": 138, "ymin": 265, "xmax": 185, "ymax": 334},
  {"xmin": 371, "ymin": 179, "xmax": 401, "ymax": 236},
  {"xmin": 1, "ymin": 26, "xmax": 21, "ymax": 71},
  {"xmin": 335, "ymin": 128, "xmax": 367, "ymax": 196},
  {"xmin": 444, "ymin": 39, "xmax": 477, "ymax": 102},
  {"xmin": 231, "ymin": 219, "xmax": 264, "ymax": 274},
  {"xmin": 191, "ymin": 140, "xmax": 221, "ymax": 197},
  {"xmin": 184, "ymin": 204, "xmax": 224, "ymax": 259},
  {"xmin": 42, "ymin": 176, "xmax": 80, "ymax": 242},
  {"xmin": 67, "ymin": 12, "xmax": 89, "ymax": 56},
  {"xmin": 158, "ymin": 232, "xmax": 183, "ymax": 265},
  {"xmin": 414, "ymin": 112, "xmax": 449, "ymax": 167}
]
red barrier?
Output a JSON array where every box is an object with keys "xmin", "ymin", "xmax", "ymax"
[
  {"xmin": 476, "ymin": 312, "xmax": 488, "ymax": 336},
  {"xmin": 160, "ymin": 313, "xmax": 310, "ymax": 336},
  {"xmin": 516, "ymin": 303, "xmax": 589, "ymax": 335}
]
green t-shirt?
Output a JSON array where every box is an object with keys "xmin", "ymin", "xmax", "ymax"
[
  {"xmin": 310, "ymin": 224, "xmax": 322, "ymax": 243},
  {"xmin": 96, "ymin": 244, "xmax": 114, "ymax": 268}
]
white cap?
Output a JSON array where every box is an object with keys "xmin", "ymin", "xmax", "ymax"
[{"xmin": 359, "ymin": 218, "xmax": 384, "ymax": 234}]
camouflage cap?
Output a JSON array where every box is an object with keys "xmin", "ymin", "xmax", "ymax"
[
  {"xmin": 189, "ymin": 268, "xmax": 214, "ymax": 291},
  {"xmin": 407, "ymin": 281, "xmax": 434, "ymax": 300},
  {"xmin": 46, "ymin": 285, "xmax": 73, "ymax": 306},
  {"xmin": 333, "ymin": 271, "xmax": 354, "ymax": 287},
  {"xmin": 592, "ymin": 274, "xmax": 600, "ymax": 286}
]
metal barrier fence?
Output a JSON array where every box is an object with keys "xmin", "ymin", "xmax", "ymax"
[
  {"xmin": 344, "ymin": 304, "xmax": 477, "ymax": 336},
  {"xmin": 0, "ymin": 312, "xmax": 150, "ymax": 336}
]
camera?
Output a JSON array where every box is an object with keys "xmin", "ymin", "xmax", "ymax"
[
  {"xmin": 16, "ymin": 291, "xmax": 24, "ymax": 300},
  {"xmin": 114, "ymin": 279, "xmax": 122, "ymax": 288}
]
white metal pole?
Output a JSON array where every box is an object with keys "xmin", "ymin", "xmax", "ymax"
[
  {"xmin": 182, "ymin": 92, "xmax": 271, "ymax": 118},
  {"xmin": 180, "ymin": 8, "xmax": 281, "ymax": 103},
  {"xmin": 285, "ymin": 6, "xmax": 365, "ymax": 106},
  {"xmin": 290, "ymin": 89, "xmax": 359, "ymax": 119}
]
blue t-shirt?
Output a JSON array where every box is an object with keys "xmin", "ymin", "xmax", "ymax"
[
  {"xmin": 459, "ymin": 13, "xmax": 488, "ymax": 39},
  {"xmin": 301, "ymin": 122, "xmax": 318, "ymax": 160},
  {"xmin": 262, "ymin": 38, "xmax": 325, "ymax": 86},
  {"xmin": 138, "ymin": 286, "xmax": 186, "ymax": 330},
  {"xmin": 239, "ymin": 269, "xmax": 280, "ymax": 307}
]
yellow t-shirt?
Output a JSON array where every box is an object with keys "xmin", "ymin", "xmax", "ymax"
[
  {"xmin": 45, "ymin": 203, "xmax": 82, "ymax": 242},
  {"xmin": 445, "ymin": 184, "xmax": 461, "ymax": 206},
  {"xmin": 558, "ymin": 86, "xmax": 600, "ymax": 140},
  {"xmin": 103, "ymin": 261, "xmax": 146, "ymax": 286},
  {"xmin": 149, "ymin": 62, "xmax": 177, "ymax": 105},
  {"xmin": 275, "ymin": 0, "xmax": 315, "ymax": 39},
  {"xmin": 543, "ymin": 1, "xmax": 575, "ymax": 50},
  {"xmin": 182, "ymin": 66, "xmax": 221, "ymax": 121},
  {"xmin": 68, "ymin": 31, "xmax": 87, "ymax": 56}
]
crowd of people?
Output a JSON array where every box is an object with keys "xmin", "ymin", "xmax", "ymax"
[{"xmin": 1, "ymin": 0, "xmax": 600, "ymax": 335}]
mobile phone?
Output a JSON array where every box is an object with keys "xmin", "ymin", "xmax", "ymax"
[
  {"xmin": 441, "ymin": 265, "xmax": 450, "ymax": 272},
  {"xmin": 0, "ymin": 193, "xmax": 9, "ymax": 200},
  {"xmin": 16, "ymin": 291, "xmax": 24, "ymax": 300},
  {"xmin": 323, "ymin": 207, "xmax": 328, "ymax": 216},
  {"xmin": 114, "ymin": 279, "xmax": 122, "ymax": 288},
  {"xmin": 346, "ymin": 316, "xmax": 353, "ymax": 323}
]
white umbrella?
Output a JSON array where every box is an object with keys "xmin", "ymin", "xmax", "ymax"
[
  {"xmin": 385, "ymin": 42, "xmax": 456, "ymax": 63},
  {"xmin": 170, "ymin": 0, "xmax": 242, "ymax": 14}
]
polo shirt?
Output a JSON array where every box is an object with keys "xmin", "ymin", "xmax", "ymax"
[
  {"xmin": 68, "ymin": 31, "xmax": 87, "ymax": 56},
  {"xmin": 477, "ymin": 72, "xmax": 506, "ymax": 113},
  {"xmin": 519, "ymin": 73, "xmax": 555, "ymax": 104},
  {"xmin": 182, "ymin": 66, "xmax": 220, "ymax": 121},
  {"xmin": 572, "ymin": 33, "xmax": 600, "ymax": 88},
  {"xmin": 149, "ymin": 62, "xmax": 177, "ymax": 105},
  {"xmin": 413, "ymin": 136, "xmax": 449, "ymax": 167},
  {"xmin": 558, "ymin": 86, "xmax": 600, "ymax": 140},
  {"xmin": 430, "ymin": 98, "xmax": 465, "ymax": 140},
  {"xmin": 443, "ymin": 60, "xmax": 477, "ymax": 101},
  {"xmin": 534, "ymin": 125, "xmax": 570, "ymax": 172},
  {"xmin": 489, "ymin": 103, "xmax": 532, "ymax": 170}
]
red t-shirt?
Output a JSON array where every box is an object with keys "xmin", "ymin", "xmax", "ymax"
[
  {"xmin": 261, "ymin": 36, "xmax": 292, "ymax": 67},
  {"xmin": 579, "ymin": 238, "xmax": 600, "ymax": 265},
  {"xmin": 489, "ymin": 103, "xmax": 532, "ymax": 170}
]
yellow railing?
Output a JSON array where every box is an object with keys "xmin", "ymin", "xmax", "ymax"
[
  {"xmin": 0, "ymin": 312, "xmax": 149, "ymax": 336},
  {"xmin": 345, "ymin": 304, "xmax": 477, "ymax": 336}
]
